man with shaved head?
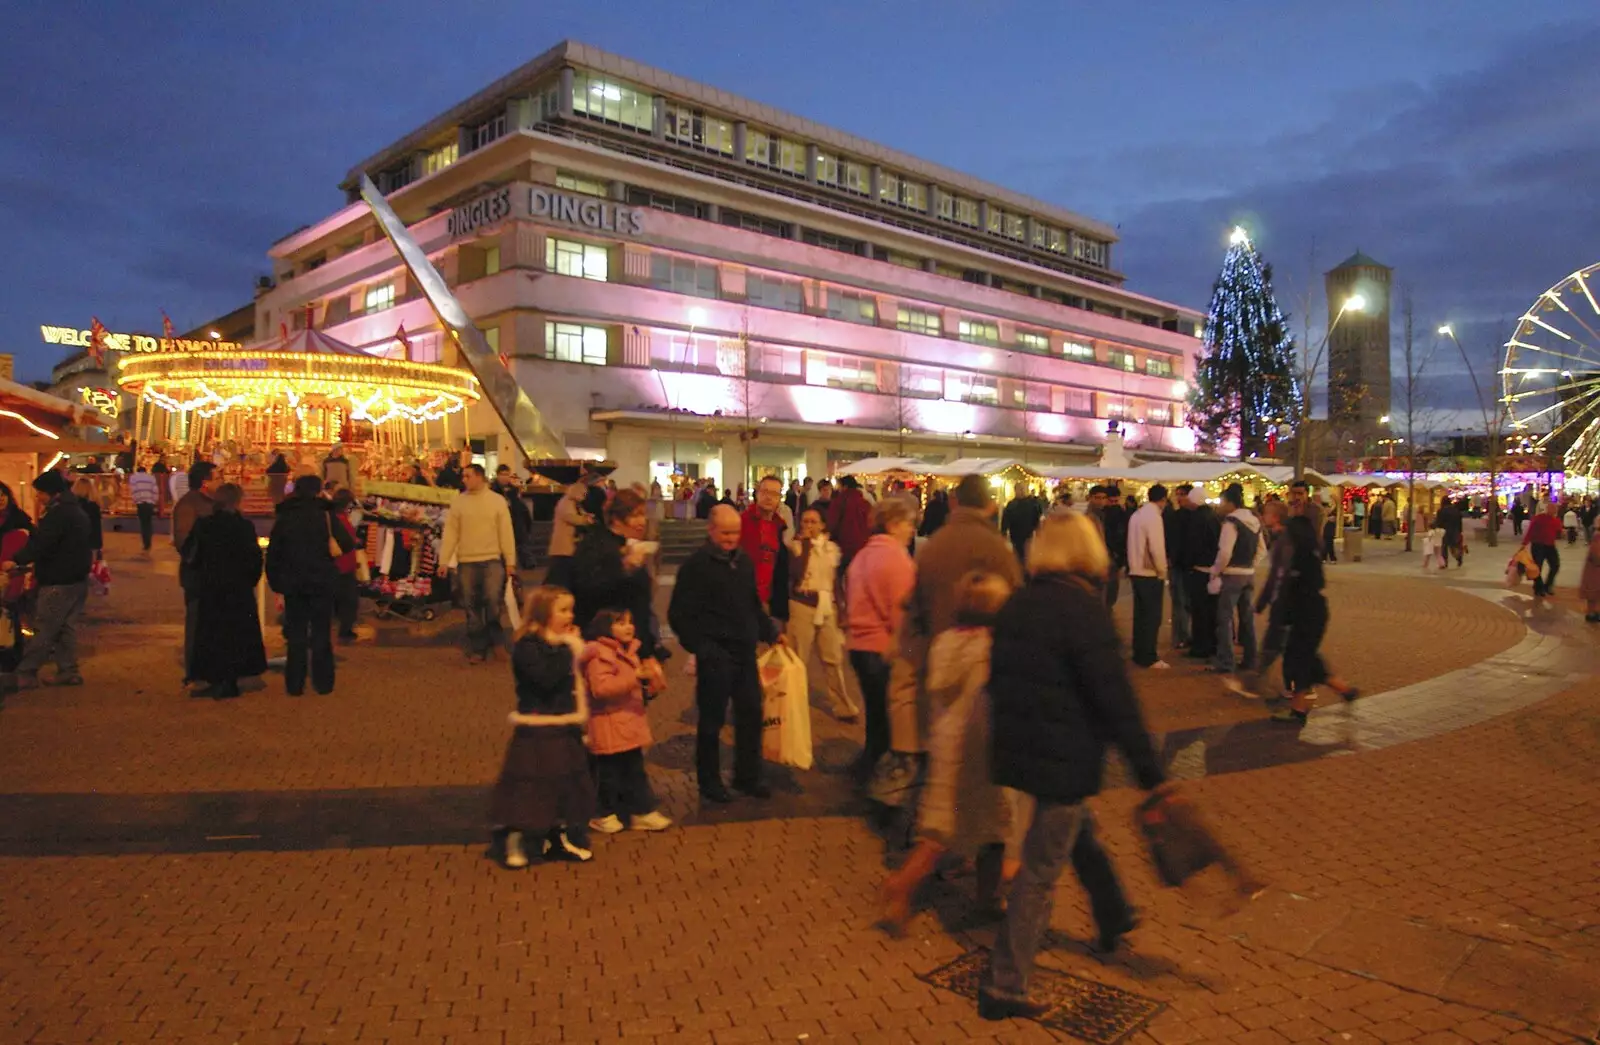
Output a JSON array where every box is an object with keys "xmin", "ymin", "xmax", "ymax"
[{"xmin": 668, "ymin": 503, "xmax": 783, "ymax": 803}]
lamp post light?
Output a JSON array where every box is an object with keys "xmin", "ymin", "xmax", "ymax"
[{"xmin": 1294, "ymin": 293, "xmax": 1366, "ymax": 478}]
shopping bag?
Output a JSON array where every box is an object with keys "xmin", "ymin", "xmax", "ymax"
[
  {"xmin": 504, "ymin": 577, "xmax": 522, "ymax": 630},
  {"xmin": 759, "ymin": 645, "xmax": 813, "ymax": 769},
  {"xmin": 1137, "ymin": 789, "xmax": 1262, "ymax": 898},
  {"xmin": 1506, "ymin": 546, "xmax": 1535, "ymax": 588},
  {"xmin": 89, "ymin": 558, "xmax": 112, "ymax": 597}
]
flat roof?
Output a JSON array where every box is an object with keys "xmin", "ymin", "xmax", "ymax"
[{"xmin": 343, "ymin": 40, "xmax": 1118, "ymax": 242}]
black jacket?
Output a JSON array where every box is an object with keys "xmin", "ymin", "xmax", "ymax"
[
  {"xmin": 1100, "ymin": 503, "xmax": 1129, "ymax": 567},
  {"xmin": 1181, "ymin": 504, "xmax": 1221, "ymax": 572},
  {"xmin": 1000, "ymin": 495, "xmax": 1044, "ymax": 551},
  {"xmin": 989, "ymin": 574, "xmax": 1165, "ymax": 803},
  {"xmin": 668, "ymin": 543, "xmax": 779, "ymax": 655},
  {"xmin": 1436, "ymin": 503, "xmax": 1463, "ymax": 542},
  {"xmin": 81, "ymin": 498, "xmax": 103, "ymax": 552},
  {"xmin": 265, "ymin": 494, "xmax": 351, "ymax": 595},
  {"xmin": 1164, "ymin": 504, "xmax": 1190, "ymax": 569},
  {"xmin": 571, "ymin": 526, "xmax": 664, "ymax": 660},
  {"xmin": 12, "ymin": 492, "xmax": 92, "ymax": 586},
  {"xmin": 512, "ymin": 634, "xmax": 580, "ymax": 716},
  {"xmin": 188, "ymin": 510, "xmax": 267, "ymax": 682}
]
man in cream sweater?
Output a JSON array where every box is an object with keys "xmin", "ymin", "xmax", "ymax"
[{"xmin": 439, "ymin": 464, "xmax": 517, "ymax": 662}]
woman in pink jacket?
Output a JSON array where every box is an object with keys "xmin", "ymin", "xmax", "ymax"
[
  {"xmin": 845, "ymin": 498, "xmax": 918, "ymax": 783},
  {"xmin": 581, "ymin": 608, "xmax": 672, "ymax": 834}
]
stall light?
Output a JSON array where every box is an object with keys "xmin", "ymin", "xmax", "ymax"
[
  {"xmin": 0, "ymin": 410, "xmax": 61, "ymax": 440},
  {"xmin": 42, "ymin": 451, "xmax": 67, "ymax": 472}
]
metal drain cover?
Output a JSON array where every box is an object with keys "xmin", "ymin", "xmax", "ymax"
[{"xmin": 919, "ymin": 948, "xmax": 1163, "ymax": 1044}]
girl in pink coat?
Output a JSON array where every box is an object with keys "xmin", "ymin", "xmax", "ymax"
[{"xmin": 581, "ymin": 608, "xmax": 672, "ymax": 834}]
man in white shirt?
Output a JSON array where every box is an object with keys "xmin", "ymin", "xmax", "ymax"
[
  {"xmin": 126, "ymin": 465, "xmax": 160, "ymax": 552},
  {"xmin": 1126, "ymin": 483, "xmax": 1170, "ymax": 670},
  {"xmin": 168, "ymin": 467, "xmax": 190, "ymax": 505},
  {"xmin": 439, "ymin": 464, "xmax": 518, "ymax": 663}
]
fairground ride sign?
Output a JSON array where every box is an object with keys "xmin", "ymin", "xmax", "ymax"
[{"xmin": 39, "ymin": 325, "xmax": 245, "ymax": 354}]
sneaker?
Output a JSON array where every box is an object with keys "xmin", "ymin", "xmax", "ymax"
[
  {"xmin": 1220, "ymin": 674, "xmax": 1255, "ymax": 697},
  {"xmin": 1146, "ymin": 660, "xmax": 1171, "ymax": 671},
  {"xmin": 546, "ymin": 830, "xmax": 593, "ymax": 862},
  {"xmin": 503, "ymin": 830, "xmax": 529, "ymax": 870},
  {"xmin": 588, "ymin": 814, "xmax": 625, "ymax": 835},
  {"xmin": 630, "ymin": 811, "xmax": 673, "ymax": 832}
]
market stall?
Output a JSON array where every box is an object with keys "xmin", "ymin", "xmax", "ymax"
[
  {"xmin": 358, "ymin": 479, "xmax": 455, "ymax": 620},
  {"xmin": 0, "ymin": 378, "xmax": 111, "ymax": 516}
]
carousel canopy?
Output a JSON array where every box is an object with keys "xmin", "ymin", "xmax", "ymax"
[
  {"xmin": 257, "ymin": 328, "xmax": 369, "ymax": 356},
  {"xmin": 836, "ymin": 456, "xmax": 932, "ymax": 476}
]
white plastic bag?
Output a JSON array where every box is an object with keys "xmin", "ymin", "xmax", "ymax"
[
  {"xmin": 759, "ymin": 645, "xmax": 813, "ymax": 770},
  {"xmin": 503, "ymin": 578, "xmax": 521, "ymax": 630}
]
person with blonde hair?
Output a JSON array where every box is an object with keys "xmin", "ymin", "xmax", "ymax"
[
  {"xmin": 844, "ymin": 496, "xmax": 918, "ymax": 784},
  {"xmin": 880, "ymin": 569, "xmax": 1016, "ymax": 934},
  {"xmin": 979, "ymin": 513, "xmax": 1171, "ymax": 1021}
]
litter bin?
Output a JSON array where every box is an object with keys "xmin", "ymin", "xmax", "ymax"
[{"xmin": 1343, "ymin": 525, "xmax": 1363, "ymax": 562}]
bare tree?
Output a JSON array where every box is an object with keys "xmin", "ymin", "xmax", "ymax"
[{"xmin": 1440, "ymin": 322, "xmax": 1513, "ymax": 547}]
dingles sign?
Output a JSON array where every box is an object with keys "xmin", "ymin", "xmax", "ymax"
[{"xmin": 445, "ymin": 182, "xmax": 647, "ymax": 241}]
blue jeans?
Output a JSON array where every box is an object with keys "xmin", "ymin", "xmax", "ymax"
[
  {"xmin": 988, "ymin": 800, "xmax": 1134, "ymax": 1000},
  {"xmin": 1213, "ymin": 575, "xmax": 1256, "ymax": 673},
  {"xmin": 456, "ymin": 559, "xmax": 506, "ymax": 655}
]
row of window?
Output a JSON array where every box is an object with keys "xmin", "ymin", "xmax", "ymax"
[{"xmin": 539, "ymin": 322, "xmax": 1177, "ymax": 424}]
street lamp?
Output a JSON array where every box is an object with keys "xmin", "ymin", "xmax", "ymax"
[{"xmin": 1294, "ymin": 293, "xmax": 1367, "ymax": 477}]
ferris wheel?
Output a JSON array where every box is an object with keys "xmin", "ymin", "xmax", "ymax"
[{"xmin": 1502, "ymin": 262, "xmax": 1600, "ymax": 478}]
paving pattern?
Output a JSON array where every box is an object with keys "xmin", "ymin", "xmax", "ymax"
[{"xmin": 1, "ymin": 533, "xmax": 1597, "ymax": 1043}]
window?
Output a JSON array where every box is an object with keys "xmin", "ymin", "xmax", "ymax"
[
  {"xmin": 936, "ymin": 190, "xmax": 953, "ymax": 220},
  {"xmin": 571, "ymin": 72, "xmax": 653, "ymax": 132},
  {"xmin": 1063, "ymin": 340, "xmax": 1095, "ymax": 363},
  {"xmin": 423, "ymin": 141, "xmax": 458, "ymax": 176},
  {"xmin": 1016, "ymin": 330, "xmax": 1049, "ymax": 354},
  {"xmin": 946, "ymin": 372, "xmax": 998, "ymax": 405},
  {"xmin": 801, "ymin": 228, "xmax": 866, "ymax": 255},
  {"xmin": 745, "ymin": 128, "xmax": 773, "ymax": 166},
  {"xmin": 878, "ymin": 170, "xmax": 900, "ymax": 203},
  {"xmin": 899, "ymin": 180, "xmax": 928, "ymax": 212},
  {"xmin": 1073, "ymin": 235, "xmax": 1108, "ymax": 267},
  {"xmin": 901, "ymin": 365, "xmax": 944, "ymax": 399},
  {"xmin": 664, "ymin": 106, "xmax": 734, "ymax": 155},
  {"xmin": 815, "ymin": 152, "xmax": 838, "ymax": 184},
  {"xmin": 1108, "ymin": 349, "xmax": 1136, "ymax": 372},
  {"xmin": 484, "ymin": 246, "xmax": 501, "ymax": 276},
  {"xmin": 954, "ymin": 197, "xmax": 980, "ymax": 227},
  {"xmin": 841, "ymin": 161, "xmax": 869, "ymax": 196},
  {"xmin": 1014, "ymin": 381, "xmax": 1050, "ymax": 411},
  {"xmin": 720, "ymin": 207, "xmax": 789, "ymax": 238},
  {"xmin": 1003, "ymin": 213, "xmax": 1026, "ymax": 241},
  {"xmin": 957, "ymin": 319, "xmax": 999, "ymax": 346},
  {"xmin": 884, "ymin": 250, "xmax": 923, "ymax": 270},
  {"xmin": 775, "ymin": 138, "xmax": 808, "ymax": 178},
  {"xmin": 545, "ymin": 321, "xmax": 608, "ymax": 365},
  {"xmin": 411, "ymin": 331, "xmax": 443, "ymax": 364},
  {"xmin": 546, "ymin": 238, "xmax": 608, "ymax": 281},
  {"xmin": 1147, "ymin": 404, "xmax": 1174, "ymax": 426},
  {"xmin": 1032, "ymin": 223, "xmax": 1048, "ymax": 248},
  {"xmin": 556, "ymin": 171, "xmax": 609, "ymax": 198},
  {"xmin": 987, "ymin": 207, "xmax": 1003, "ymax": 234},
  {"xmin": 897, "ymin": 307, "xmax": 942, "ymax": 337},
  {"xmin": 1060, "ymin": 388, "xmax": 1091, "ymax": 414},
  {"xmin": 1047, "ymin": 227, "xmax": 1068, "ymax": 254},
  {"xmin": 1105, "ymin": 398, "xmax": 1130, "ymax": 419},
  {"xmin": 1144, "ymin": 356, "xmax": 1174, "ymax": 378},
  {"xmin": 472, "ymin": 112, "xmax": 507, "ymax": 150},
  {"xmin": 364, "ymin": 284, "xmax": 395, "ymax": 313},
  {"xmin": 484, "ymin": 326, "xmax": 499, "ymax": 356},
  {"xmin": 652, "ymin": 331, "xmax": 719, "ymax": 371},
  {"xmin": 822, "ymin": 354, "xmax": 879, "ymax": 392},
  {"xmin": 746, "ymin": 274, "xmax": 803, "ymax": 313},
  {"xmin": 625, "ymin": 186, "xmax": 704, "ymax": 218},
  {"xmin": 649, "ymin": 255, "xmax": 718, "ymax": 298},
  {"xmin": 750, "ymin": 344, "xmax": 803, "ymax": 380},
  {"xmin": 826, "ymin": 291, "xmax": 877, "ymax": 325}
]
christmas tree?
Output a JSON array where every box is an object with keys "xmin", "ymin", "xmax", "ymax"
[{"xmin": 1189, "ymin": 228, "xmax": 1303, "ymax": 457}]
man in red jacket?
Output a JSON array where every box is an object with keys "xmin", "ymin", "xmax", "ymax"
[
  {"xmin": 826, "ymin": 475, "xmax": 872, "ymax": 569},
  {"xmin": 740, "ymin": 475, "xmax": 791, "ymax": 621}
]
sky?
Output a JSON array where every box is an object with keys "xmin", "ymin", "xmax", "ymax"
[{"xmin": 4, "ymin": 0, "xmax": 1597, "ymax": 432}]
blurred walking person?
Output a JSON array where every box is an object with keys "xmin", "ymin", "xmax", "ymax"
[
  {"xmin": 979, "ymin": 514, "xmax": 1170, "ymax": 1020},
  {"xmin": 786, "ymin": 507, "xmax": 859, "ymax": 721},
  {"xmin": 3, "ymin": 471, "xmax": 92, "ymax": 690},
  {"xmin": 844, "ymin": 498, "xmax": 918, "ymax": 784},
  {"xmin": 127, "ymin": 464, "xmax": 160, "ymax": 552},
  {"xmin": 1270, "ymin": 514, "xmax": 1360, "ymax": 723}
]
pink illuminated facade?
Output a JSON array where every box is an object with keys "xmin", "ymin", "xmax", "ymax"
[{"xmin": 260, "ymin": 41, "xmax": 1205, "ymax": 489}]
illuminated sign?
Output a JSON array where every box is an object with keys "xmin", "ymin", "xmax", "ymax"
[
  {"xmin": 447, "ymin": 187, "xmax": 512, "ymax": 238},
  {"xmin": 80, "ymin": 387, "xmax": 121, "ymax": 418},
  {"xmin": 530, "ymin": 188, "xmax": 644, "ymax": 235},
  {"xmin": 39, "ymin": 326, "xmax": 244, "ymax": 353}
]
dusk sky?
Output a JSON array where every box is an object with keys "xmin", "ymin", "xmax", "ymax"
[{"xmin": 5, "ymin": 1, "xmax": 1597, "ymax": 429}]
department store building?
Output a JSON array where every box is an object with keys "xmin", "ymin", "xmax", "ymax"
[{"xmin": 259, "ymin": 40, "xmax": 1205, "ymax": 489}]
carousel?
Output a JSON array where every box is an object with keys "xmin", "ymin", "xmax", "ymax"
[{"xmin": 116, "ymin": 328, "xmax": 481, "ymax": 484}]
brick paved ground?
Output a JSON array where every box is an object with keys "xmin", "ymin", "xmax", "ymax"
[{"xmin": 1, "ymin": 532, "xmax": 1596, "ymax": 1043}]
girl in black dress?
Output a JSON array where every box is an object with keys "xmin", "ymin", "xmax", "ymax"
[{"xmin": 487, "ymin": 585, "xmax": 595, "ymax": 868}]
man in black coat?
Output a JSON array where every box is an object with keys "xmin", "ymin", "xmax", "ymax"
[
  {"xmin": 1435, "ymin": 496, "xmax": 1464, "ymax": 569},
  {"xmin": 1165, "ymin": 483, "xmax": 1193, "ymax": 648},
  {"xmin": 999, "ymin": 483, "xmax": 1044, "ymax": 562},
  {"xmin": 4, "ymin": 470, "xmax": 93, "ymax": 689},
  {"xmin": 1181, "ymin": 487, "xmax": 1222, "ymax": 660},
  {"xmin": 266, "ymin": 475, "xmax": 354, "ymax": 696},
  {"xmin": 667, "ymin": 504, "xmax": 781, "ymax": 803}
]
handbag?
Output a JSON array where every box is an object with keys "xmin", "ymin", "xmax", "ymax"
[{"xmin": 1137, "ymin": 789, "xmax": 1263, "ymax": 898}]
